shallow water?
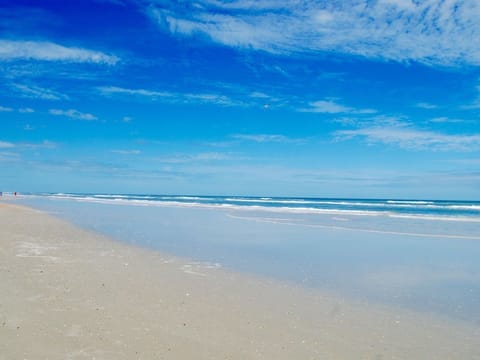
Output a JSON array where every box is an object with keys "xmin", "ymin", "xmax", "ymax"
[{"xmin": 11, "ymin": 196, "xmax": 480, "ymax": 325}]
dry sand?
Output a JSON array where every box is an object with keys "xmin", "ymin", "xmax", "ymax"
[{"xmin": 1, "ymin": 202, "xmax": 479, "ymax": 359}]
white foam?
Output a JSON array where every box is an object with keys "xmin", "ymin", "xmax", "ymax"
[
  {"xmin": 446, "ymin": 205, "xmax": 480, "ymax": 211},
  {"xmin": 181, "ymin": 261, "xmax": 221, "ymax": 277},
  {"xmin": 24, "ymin": 194, "xmax": 480, "ymax": 223},
  {"xmin": 387, "ymin": 200, "xmax": 435, "ymax": 205},
  {"xmin": 160, "ymin": 196, "xmax": 215, "ymax": 201}
]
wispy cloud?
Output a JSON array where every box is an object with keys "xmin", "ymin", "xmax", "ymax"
[
  {"xmin": 99, "ymin": 82, "xmax": 293, "ymax": 110},
  {"xmin": 0, "ymin": 151, "xmax": 20, "ymax": 162},
  {"xmin": 1, "ymin": 105, "xmax": 36, "ymax": 113},
  {"xmin": 20, "ymin": 140, "xmax": 57, "ymax": 150},
  {"xmin": 335, "ymin": 122, "xmax": 480, "ymax": 152},
  {"xmin": 155, "ymin": 152, "xmax": 233, "ymax": 164},
  {"xmin": 232, "ymin": 134, "xmax": 305, "ymax": 144},
  {"xmin": 0, "ymin": 105, "xmax": 13, "ymax": 112},
  {"xmin": 416, "ymin": 102, "xmax": 438, "ymax": 109},
  {"xmin": 99, "ymin": 86, "xmax": 171, "ymax": 98},
  {"xmin": 0, "ymin": 141, "xmax": 15, "ymax": 149},
  {"xmin": 185, "ymin": 93, "xmax": 239, "ymax": 106},
  {"xmin": 49, "ymin": 108, "xmax": 97, "ymax": 121},
  {"xmin": 98, "ymin": 85, "xmax": 242, "ymax": 106},
  {"xmin": 428, "ymin": 117, "xmax": 467, "ymax": 124},
  {"xmin": 11, "ymin": 84, "xmax": 69, "ymax": 101},
  {"xmin": 19, "ymin": 108, "xmax": 35, "ymax": 113},
  {"xmin": 300, "ymin": 99, "xmax": 376, "ymax": 114},
  {"xmin": 0, "ymin": 40, "xmax": 119, "ymax": 65},
  {"xmin": 0, "ymin": 140, "xmax": 57, "ymax": 150},
  {"xmin": 148, "ymin": 0, "xmax": 480, "ymax": 66},
  {"xmin": 111, "ymin": 149, "xmax": 141, "ymax": 155}
]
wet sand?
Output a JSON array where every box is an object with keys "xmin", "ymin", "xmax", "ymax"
[{"xmin": 1, "ymin": 202, "xmax": 479, "ymax": 359}]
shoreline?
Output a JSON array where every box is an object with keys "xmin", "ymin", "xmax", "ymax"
[
  {"xmin": 17, "ymin": 193, "xmax": 480, "ymax": 224},
  {"xmin": 1, "ymin": 202, "xmax": 479, "ymax": 359}
]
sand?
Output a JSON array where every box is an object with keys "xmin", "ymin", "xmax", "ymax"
[{"xmin": 1, "ymin": 202, "xmax": 479, "ymax": 359}]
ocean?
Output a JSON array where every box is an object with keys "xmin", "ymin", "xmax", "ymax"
[{"xmin": 21, "ymin": 192, "xmax": 480, "ymax": 220}]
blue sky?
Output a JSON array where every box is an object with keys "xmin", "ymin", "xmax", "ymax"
[{"xmin": 1, "ymin": 0, "xmax": 480, "ymax": 199}]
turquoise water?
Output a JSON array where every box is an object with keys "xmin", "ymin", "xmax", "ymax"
[
  {"xmin": 10, "ymin": 193, "xmax": 480, "ymax": 325},
  {"xmin": 26, "ymin": 192, "xmax": 480, "ymax": 220}
]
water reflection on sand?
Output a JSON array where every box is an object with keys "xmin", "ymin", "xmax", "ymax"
[{"xmin": 13, "ymin": 197, "xmax": 480, "ymax": 325}]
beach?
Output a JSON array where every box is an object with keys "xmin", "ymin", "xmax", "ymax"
[{"xmin": 1, "ymin": 201, "xmax": 480, "ymax": 359}]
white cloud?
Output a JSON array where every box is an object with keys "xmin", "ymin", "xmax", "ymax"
[
  {"xmin": 155, "ymin": 152, "xmax": 232, "ymax": 164},
  {"xmin": 99, "ymin": 86, "xmax": 171, "ymax": 98},
  {"xmin": 49, "ymin": 108, "xmax": 97, "ymax": 121},
  {"xmin": 304, "ymin": 100, "xmax": 352, "ymax": 114},
  {"xmin": 429, "ymin": 117, "xmax": 467, "ymax": 124},
  {"xmin": 249, "ymin": 91, "xmax": 271, "ymax": 99},
  {"xmin": 111, "ymin": 149, "xmax": 141, "ymax": 155},
  {"xmin": 232, "ymin": 134, "xmax": 304, "ymax": 143},
  {"xmin": 184, "ymin": 93, "xmax": 237, "ymax": 106},
  {"xmin": 19, "ymin": 108, "xmax": 35, "ymax": 113},
  {"xmin": 200, "ymin": 0, "xmax": 288, "ymax": 11},
  {"xmin": 0, "ymin": 151, "xmax": 20, "ymax": 162},
  {"xmin": 98, "ymin": 85, "xmax": 241, "ymax": 106},
  {"xmin": 300, "ymin": 99, "xmax": 377, "ymax": 114},
  {"xmin": 0, "ymin": 105, "xmax": 13, "ymax": 112},
  {"xmin": 0, "ymin": 40, "xmax": 119, "ymax": 65},
  {"xmin": 12, "ymin": 84, "xmax": 69, "ymax": 101},
  {"xmin": 0, "ymin": 140, "xmax": 55, "ymax": 150},
  {"xmin": 149, "ymin": 0, "xmax": 480, "ymax": 66},
  {"xmin": 20, "ymin": 140, "xmax": 57, "ymax": 149},
  {"xmin": 416, "ymin": 102, "xmax": 438, "ymax": 109},
  {"xmin": 0, "ymin": 141, "xmax": 15, "ymax": 148},
  {"xmin": 335, "ymin": 124, "xmax": 480, "ymax": 152},
  {"xmin": 193, "ymin": 152, "xmax": 230, "ymax": 161}
]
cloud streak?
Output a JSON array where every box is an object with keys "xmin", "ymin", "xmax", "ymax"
[
  {"xmin": 98, "ymin": 85, "xmax": 242, "ymax": 106},
  {"xmin": 154, "ymin": 152, "xmax": 233, "ymax": 164},
  {"xmin": 300, "ymin": 99, "xmax": 376, "ymax": 114},
  {"xmin": 148, "ymin": 0, "xmax": 480, "ymax": 66},
  {"xmin": 416, "ymin": 102, "xmax": 438, "ymax": 109},
  {"xmin": 11, "ymin": 84, "xmax": 69, "ymax": 101},
  {"xmin": 19, "ymin": 108, "xmax": 35, "ymax": 113},
  {"xmin": 335, "ymin": 124, "xmax": 480, "ymax": 152},
  {"xmin": 49, "ymin": 108, "xmax": 97, "ymax": 121},
  {"xmin": 99, "ymin": 86, "xmax": 171, "ymax": 98},
  {"xmin": 0, "ymin": 40, "xmax": 119, "ymax": 65},
  {"xmin": 0, "ymin": 105, "xmax": 13, "ymax": 112},
  {"xmin": 0, "ymin": 141, "xmax": 15, "ymax": 149},
  {"xmin": 20, "ymin": 140, "xmax": 57, "ymax": 150},
  {"xmin": 0, "ymin": 140, "xmax": 57, "ymax": 150},
  {"xmin": 232, "ymin": 134, "xmax": 305, "ymax": 144},
  {"xmin": 111, "ymin": 149, "xmax": 142, "ymax": 155}
]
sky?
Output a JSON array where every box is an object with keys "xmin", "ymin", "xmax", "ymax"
[{"xmin": 1, "ymin": 0, "xmax": 480, "ymax": 199}]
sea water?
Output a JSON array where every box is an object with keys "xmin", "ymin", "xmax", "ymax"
[{"xmin": 11, "ymin": 193, "xmax": 480, "ymax": 324}]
